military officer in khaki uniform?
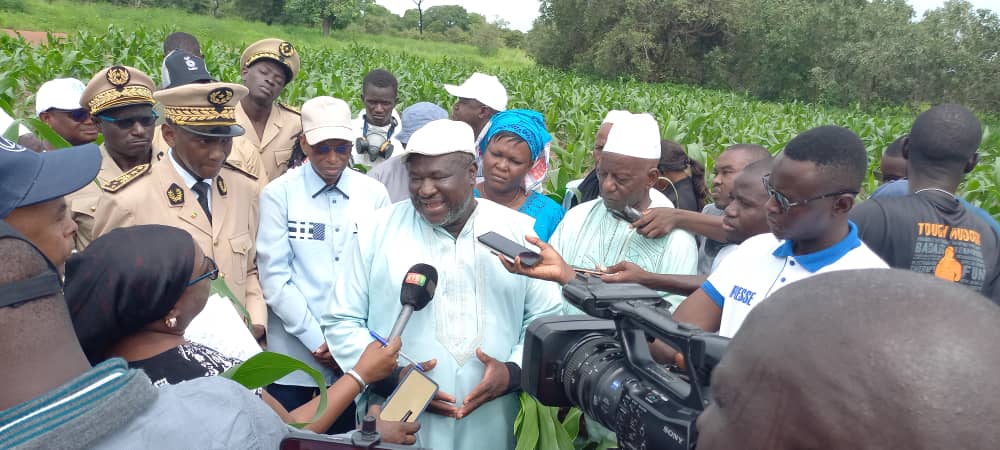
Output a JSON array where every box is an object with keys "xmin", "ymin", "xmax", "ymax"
[
  {"xmin": 92, "ymin": 81, "xmax": 268, "ymax": 338},
  {"xmin": 229, "ymin": 38, "xmax": 302, "ymax": 183},
  {"xmin": 67, "ymin": 65, "xmax": 158, "ymax": 251}
]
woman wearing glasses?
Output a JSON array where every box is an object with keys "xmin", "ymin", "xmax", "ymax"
[{"xmin": 63, "ymin": 225, "xmax": 416, "ymax": 438}]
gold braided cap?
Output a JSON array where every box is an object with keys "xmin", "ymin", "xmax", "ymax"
[
  {"xmin": 240, "ymin": 38, "xmax": 300, "ymax": 82},
  {"xmin": 81, "ymin": 65, "xmax": 155, "ymax": 115},
  {"xmin": 154, "ymin": 82, "xmax": 249, "ymax": 127}
]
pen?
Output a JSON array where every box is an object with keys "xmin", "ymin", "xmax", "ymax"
[{"xmin": 368, "ymin": 329, "xmax": 425, "ymax": 372}]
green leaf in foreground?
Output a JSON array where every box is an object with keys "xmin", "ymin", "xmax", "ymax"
[{"xmin": 221, "ymin": 351, "xmax": 328, "ymax": 427}]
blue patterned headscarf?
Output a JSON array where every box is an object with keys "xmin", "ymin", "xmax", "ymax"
[{"xmin": 480, "ymin": 109, "xmax": 552, "ymax": 161}]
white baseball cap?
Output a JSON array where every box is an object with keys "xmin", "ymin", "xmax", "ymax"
[
  {"xmin": 404, "ymin": 119, "xmax": 475, "ymax": 160},
  {"xmin": 301, "ymin": 96, "xmax": 353, "ymax": 145},
  {"xmin": 443, "ymin": 73, "xmax": 508, "ymax": 112},
  {"xmin": 603, "ymin": 113, "xmax": 661, "ymax": 160},
  {"xmin": 35, "ymin": 78, "xmax": 86, "ymax": 115}
]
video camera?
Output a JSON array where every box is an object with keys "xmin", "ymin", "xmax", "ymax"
[{"xmin": 522, "ymin": 275, "xmax": 729, "ymax": 450}]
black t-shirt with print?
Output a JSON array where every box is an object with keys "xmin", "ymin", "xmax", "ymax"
[{"xmin": 850, "ymin": 190, "xmax": 1000, "ymax": 304}]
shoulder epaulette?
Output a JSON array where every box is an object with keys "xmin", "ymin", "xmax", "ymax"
[
  {"xmin": 278, "ymin": 103, "xmax": 300, "ymax": 115},
  {"xmin": 102, "ymin": 164, "xmax": 151, "ymax": 193},
  {"xmin": 223, "ymin": 161, "xmax": 259, "ymax": 180}
]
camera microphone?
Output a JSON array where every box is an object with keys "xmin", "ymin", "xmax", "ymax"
[{"xmin": 387, "ymin": 264, "xmax": 438, "ymax": 341}]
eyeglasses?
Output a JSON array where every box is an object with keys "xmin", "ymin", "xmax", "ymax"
[
  {"xmin": 50, "ymin": 108, "xmax": 91, "ymax": 123},
  {"xmin": 762, "ymin": 174, "xmax": 857, "ymax": 213},
  {"xmin": 96, "ymin": 111, "xmax": 158, "ymax": 130},
  {"xmin": 187, "ymin": 256, "xmax": 219, "ymax": 286},
  {"xmin": 313, "ymin": 142, "xmax": 352, "ymax": 154}
]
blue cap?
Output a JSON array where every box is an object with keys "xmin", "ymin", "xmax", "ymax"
[
  {"xmin": 397, "ymin": 102, "xmax": 449, "ymax": 145},
  {"xmin": 0, "ymin": 137, "xmax": 101, "ymax": 218}
]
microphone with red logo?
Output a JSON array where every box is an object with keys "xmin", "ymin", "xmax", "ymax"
[{"xmin": 386, "ymin": 264, "xmax": 438, "ymax": 341}]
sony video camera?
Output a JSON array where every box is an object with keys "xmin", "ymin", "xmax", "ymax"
[{"xmin": 522, "ymin": 275, "xmax": 729, "ymax": 450}]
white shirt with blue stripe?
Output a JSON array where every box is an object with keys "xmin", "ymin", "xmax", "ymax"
[
  {"xmin": 703, "ymin": 221, "xmax": 888, "ymax": 338},
  {"xmin": 257, "ymin": 163, "xmax": 391, "ymax": 386}
]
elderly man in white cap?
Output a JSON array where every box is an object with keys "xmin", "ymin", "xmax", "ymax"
[
  {"xmin": 257, "ymin": 96, "xmax": 390, "ymax": 433},
  {"xmin": 566, "ymin": 109, "xmax": 631, "ymax": 209},
  {"xmin": 321, "ymin": 119, "xmax": 562, "ymax": 450},
  {"xmin": 549, "ymin": 112, "xmax": 698, "ymax": 311}
]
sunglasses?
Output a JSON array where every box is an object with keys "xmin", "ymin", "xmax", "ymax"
[
  {"xmin": 96, "ymin": 111, "xmax": 158, "ymax": 130},
  {"xmin": 50, "ymin": 108, "xmax": 91, "ymax": 123},
  {"xmin": 313, "ymin": 142, "xmax": 352, "ymax": 154},
  {"xmin": 762, "ymin": 174, "xmax": 857, "ymax": 213},
  {"xmin": 187, "ymin": 256, "xmax": 219, "ymax": 286}
]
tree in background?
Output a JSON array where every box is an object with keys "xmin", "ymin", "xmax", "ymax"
[
  {"xmin": 283, "ymin": 0, "xmax": 372, "ymax": 35},
  {"xmin": 423, "ymin": 4, "xmax": 471, "ymax": 33},
  {"xmin": 412, "ymin": 0, "xmax": 425, "ymax": 34},
  {"xmin": 530, "ymin": 0, "xmax": 1000, "ymax": 112}
]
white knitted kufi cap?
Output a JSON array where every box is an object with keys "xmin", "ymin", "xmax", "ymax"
[
  {"xmin": 602, "ymin": 112, "xmax": 661, "ymax": 160},
  {"xmin": 601, "ymin": 109, "xmax": 631, "ymax": 125}
]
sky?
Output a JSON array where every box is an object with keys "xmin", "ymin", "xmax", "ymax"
[{"xmin": 376, "ymin": 0, "xmax": 1000, "ymax": 33}]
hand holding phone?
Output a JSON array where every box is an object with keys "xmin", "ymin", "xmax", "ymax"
[{"xmin": 477, "ymin": 231, "xmax": 541, "ymax": 267}]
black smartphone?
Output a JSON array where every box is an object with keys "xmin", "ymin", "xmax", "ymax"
[
  {"xmin": 477, "ymin": 231, "xmax": 541, "ymax": 267},
  {"xmin": 611, "ymin": 206, "xmax": 642, "ymax": 223}
]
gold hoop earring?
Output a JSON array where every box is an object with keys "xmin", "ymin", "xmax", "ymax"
[{"xmin": 164, "ymin": 317, "xmax": 178, "ymax": 328}]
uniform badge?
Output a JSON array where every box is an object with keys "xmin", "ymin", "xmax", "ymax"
[
  {"xmin": 208, "ymin": 87, "xmax": 234, "ymax": 112},
  {"xmin": 216, "ymin": 176, "xmax": 228, "ymax": 196},
  {"xmin": 167, "ymin": 183, "xmax": 185, "ymax": 206},
  {"xmin": 278, "ymin": 41, "xmax": 295, "ymax": 59},
  {"xmin": 106, "ymin": 66, "xmax": 131, "ymax": 91}
]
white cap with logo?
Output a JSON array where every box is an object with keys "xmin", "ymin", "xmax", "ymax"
[
  {"xmin": 35, "ymin": 78, "xmax": 86, "ymax": 115},
  {"xmin": 404, "ymin": 119, "xmax": 476, "ymax": 160},
  {"xmin": 602, "ymin": 109, "xmax": 631, "ymax": 125},
  {"xmin": 301, "ymin": 96, "xmax": 353, "ymax": 145},
  {"xmin": 444, "ymin": 73, "xmax": 508, "ymax": 112},
  {"xmin": 603, "ymin": 112, "xmax": 661, "ymax": 160}
]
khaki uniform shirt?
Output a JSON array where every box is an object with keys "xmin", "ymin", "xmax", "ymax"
[
  {"xmin": 66, "ymin": 145, "xmax": 126, "ymax": 251},
  {"xmin": 230, "ymin": 102, "xmax": 301, "ymax": 184},
  {"xmin": 151, "ymin": 124, "xmax": 169, "ymax": 155},
  {"xmin": 91, "ymin": 156, "xmax": 267, "ymax": 328}
]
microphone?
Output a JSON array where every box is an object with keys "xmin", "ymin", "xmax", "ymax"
[{"xmin": 387, "ymin": 264, "xmax": 438, "ymax": 341}]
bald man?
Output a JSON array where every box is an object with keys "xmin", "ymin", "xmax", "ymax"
[{"xmin": 696, "ymin": 268, "xmax": 1000, "ymax": 449}]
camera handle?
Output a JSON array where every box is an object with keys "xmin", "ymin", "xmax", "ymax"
[{"xmin": 612, "ymin": 301, "xmax": 728, "ymax": 411}]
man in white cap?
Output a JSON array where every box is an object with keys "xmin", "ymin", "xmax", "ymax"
[
  {"xmin": 257, "ymin": 96, "xmax": 390, "ymax": 432},
  {"xmin": 567, "ymin": 109, "xmax": 631, "ymax": 208},
  {"xmin": 549, "ymin": 112, "xmax": 698, "ymax": 311},
  {"xmin": 321, "ymin": 119, "xmax": 562, "ymax": 450},
  {"xmin": 34, "ymin": 77, "xmax": 99, "ymax": 149}
]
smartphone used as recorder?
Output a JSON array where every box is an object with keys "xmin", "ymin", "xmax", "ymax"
[
  {"xmin": 380, "ymin": 368, "xmax": 438, "ymax": 423},
  {"xmin": 477, "ymin": 231, "xmax": 542, "ymax": 267}
]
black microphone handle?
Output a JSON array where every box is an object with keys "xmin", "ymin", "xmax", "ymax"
[{"xmin": 387, "ymin": 306, "xmax": 415, "ymax": 341}]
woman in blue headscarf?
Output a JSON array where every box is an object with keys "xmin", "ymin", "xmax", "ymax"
[{"xmin": 475, "ymin": 109, "xmax": 565, "ymax": 241}]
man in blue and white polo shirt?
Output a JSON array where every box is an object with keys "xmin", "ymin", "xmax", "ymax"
[
  {"xmin": 669, "ymin": 125, "xmax": 888, "ymax": 339},
  {"xmin": 256, "ymin": 96, "xmax": 390, "ymax": 432}
]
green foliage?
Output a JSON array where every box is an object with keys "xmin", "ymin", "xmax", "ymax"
[
  {"xmin": 533, "ymin": 0, "xmax": 1000, "ymax": 112},
  {"xmin": 423, "ymin": 5, "xmax": 470, "ymax": 33},
  {"xmin": 221, "ymin": 351, "xmax": 328, "ymax": 427},
  {"xmin": 514, "ymin": 393, "xmax": 579, "ymax": 450},
  {"xmin": 0, "ymin": 0, "xmax": 26, "ymax": 12},
  {"xmin": 2, "ymin": 16, "xmax": 998, "ymax": 220}
]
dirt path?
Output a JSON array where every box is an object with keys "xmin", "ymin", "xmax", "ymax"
[{"xmin": 2, "ymin": 29, "xmax": 67, "ymax": 44}]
